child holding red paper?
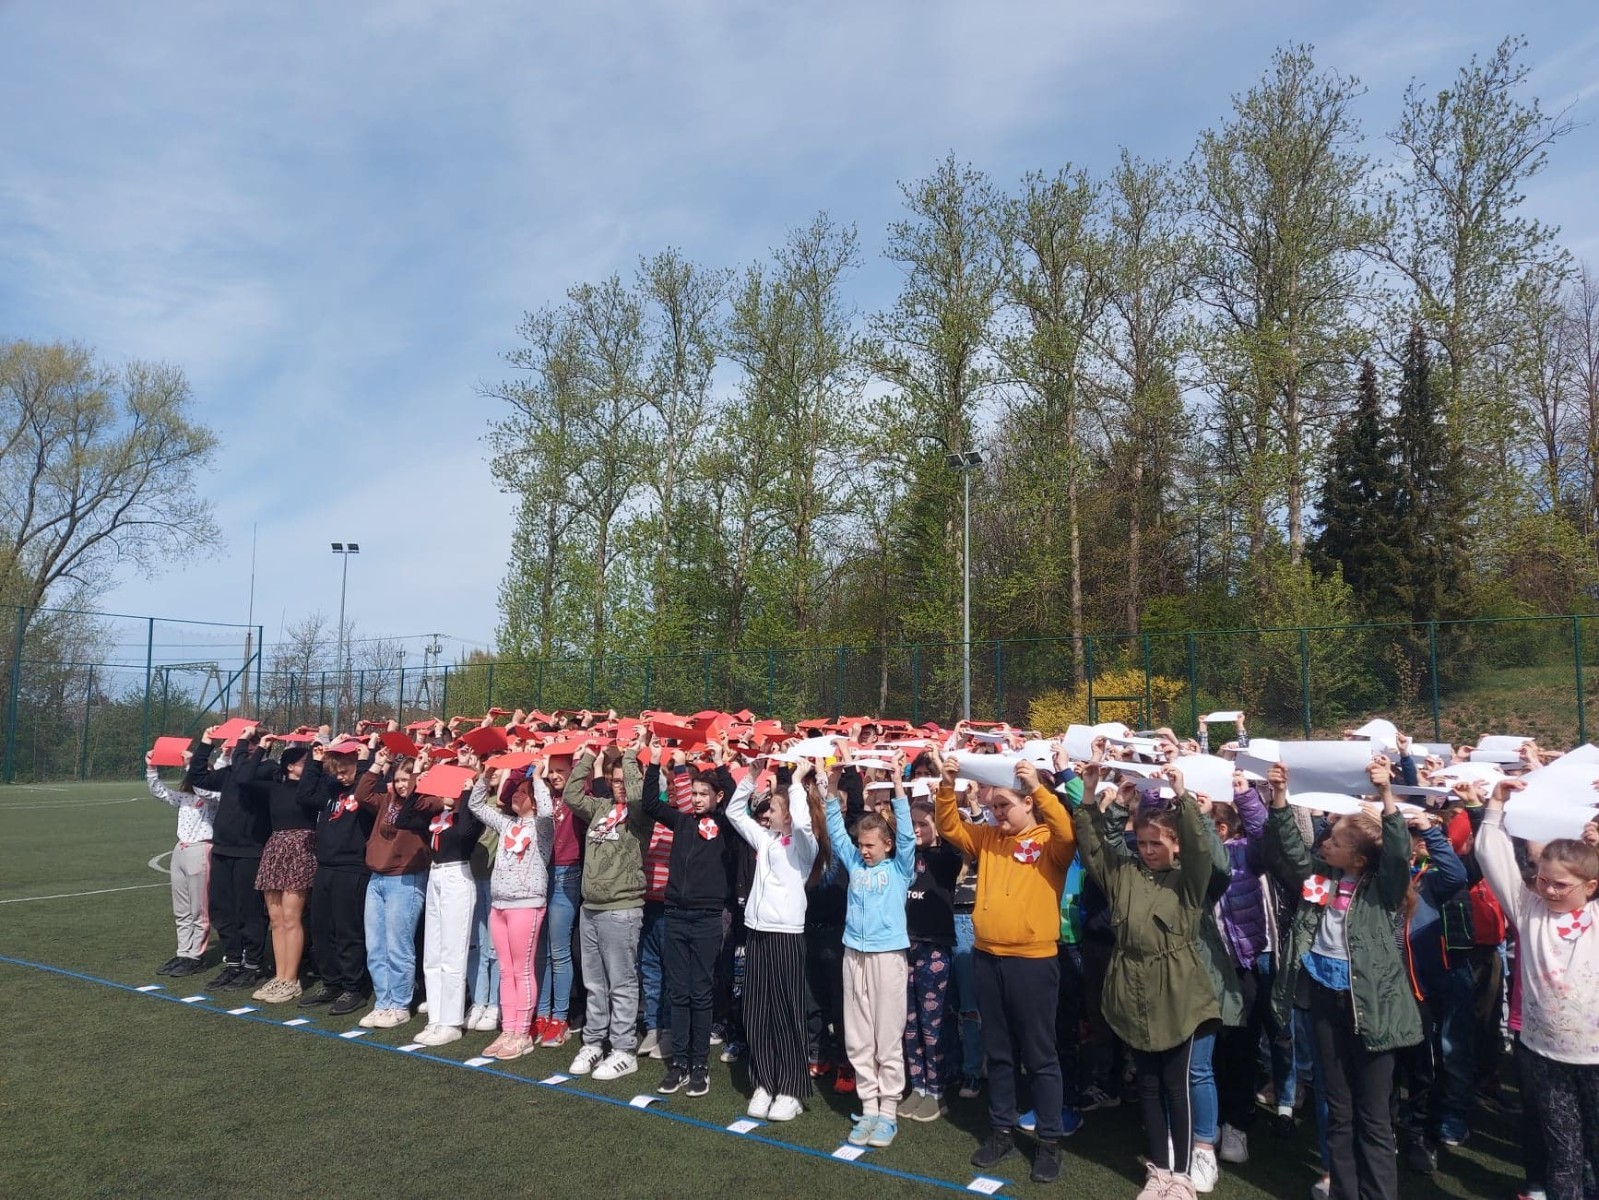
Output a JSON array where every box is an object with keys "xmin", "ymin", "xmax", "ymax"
[
  {"xmin": 354, "ymin": 745, "xmax": 432, "ymax": 1028},
  {"xmin": 146, "ymin": 738, "xmax": 220, "ymax": 977},
  {"xmin": 467, "ymin": 761, "xmax": 555, "ymax": 1058}
]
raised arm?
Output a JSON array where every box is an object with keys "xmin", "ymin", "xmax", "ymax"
[
  {"xmin": 724, "ymin": 771, "xmax": 765, "ymax": 848},
  {"xmin": 931, "ymin": 748, "xmax": 978, "ymax": 857},
  {"xmin": 891, "ymin": 791, "xmax": 916, "ymax": 876},
  {"xmin": 466, "ymin": 777, "xmax": 513, "ymax": 835},
  {"xmin": 1476, "ymin": 781, "xmax": 1532, "ymax": 930},
  {"xmin": 562, "ymin": 751, "xmax": 603, "ymax": 822},
  {"xmin": 825, "ymin": 796, "xmax": 862, "ymax": 871}
]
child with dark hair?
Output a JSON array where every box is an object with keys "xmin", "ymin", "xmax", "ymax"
[
  {"xmin": 901, "ymin": 795, "xmax": 962, "ymax": 1123},
  {"xmin": 240, "ymin": 742, "xmax": 320, "ymax": 1003},
  {"xmin": 825, "ymin": 755, "xmax": 916, "ymax": 1148}
]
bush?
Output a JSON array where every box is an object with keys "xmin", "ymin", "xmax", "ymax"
[{"xmin": 1028, "ymin": 667, "xmax": 1187, "ymax": 732}]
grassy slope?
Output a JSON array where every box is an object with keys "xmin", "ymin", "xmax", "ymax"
[{"xmin": 0, "ymin": 782, "xmax": 1519, "ymax": 1199}]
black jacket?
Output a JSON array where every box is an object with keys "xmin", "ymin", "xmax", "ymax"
[
  {"xmin": 642, "ymin": 763, "xmax": 735, "ymax": 912},
  {"xmin": 192, "ymin": 738, "xmax": 276, "ymax": 857},
  {"xmin": 393, "ymin": 792, "xmax": 485, "ymax": 866},
  {"xmin": 300, "ymin": 756, "xmax": 374, "ymax": 872},
  {"xmin": 906, "ymin": 841, "xmax": 962, "ymax": 945}
]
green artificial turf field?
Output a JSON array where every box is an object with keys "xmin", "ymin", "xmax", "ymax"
[{"xmin": 0, "ymin": 781, "xmax": 1523, "ymax": 1199}]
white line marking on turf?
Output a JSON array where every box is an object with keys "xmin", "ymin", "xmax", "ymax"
[
  {"xmin": 0, "ymin": 796, "xmax": 141, "ymax": 811},
  {"xmin": 0, "ymin": 882, "xmax": 167, "ymax": 905},
  {"xmin": 147, "ymin": 851, "xmax": 172, "ymax": 876}
]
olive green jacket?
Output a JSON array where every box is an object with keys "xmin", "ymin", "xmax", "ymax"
[
  {"xmin": 1261, "ymin": 804, "xmax": 1423, "ymax": 1053},
  {"xmin": 1072, "ymin": 796, "xmax": 1221, "ymax": 1052},
  {"xmin": 563, "ymin": 749, "xmax": 648, "ymax": 911}
]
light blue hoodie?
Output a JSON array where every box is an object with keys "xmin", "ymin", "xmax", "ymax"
[{"xmin": 825, "ymin": 792, "xmax": 916, "ymax": 952}]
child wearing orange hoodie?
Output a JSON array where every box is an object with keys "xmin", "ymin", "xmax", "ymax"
[{"xmin": 933, "ymin": 750, "xmax": 1076, "ymax": 1185}]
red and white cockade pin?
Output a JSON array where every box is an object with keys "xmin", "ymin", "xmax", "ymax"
[
  {"xmin": 1013, "ymin": 839, "xmax": 1042, "ymax": 864},
  {"xmin": 503, "ymin": 824, "xmax": 533, "ymax": 857},
  {"xmin": 1554, "ymin": 909, "xmax": 1594, "ymax": 942},
  {"xmin": 698, "ymin": 817, "xmax": 720, "ymax": 841},
  {"xmin": 1302, "ymin": 875, "xmax": 1334, "ymax": 906}
]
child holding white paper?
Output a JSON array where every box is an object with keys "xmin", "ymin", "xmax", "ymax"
[
  {"xmin": 1479, "ymin": 778, "xmax": 1599, "ymax": 1200},
  {"xmin": 934, "ymin": 750, "xmax": 1076, "ymax": 1185},
  {"xmin": 1262, "ymin": 759, "xmax": 1421, "ymax": 1200},
  {"xmin": 726, "ymin": 759, "xmax": 819, "ymax": 1122},
  {"xmin": 824, "ymin": 758, "xmax": 916, "ymax": 1148}
]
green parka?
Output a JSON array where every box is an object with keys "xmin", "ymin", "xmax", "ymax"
[
  {"xmin": 1261, "ymin": 804, "xmax": 1423, "ymax": 1053},
  {"xmin": 1072, "ymin": 795, "xmax": 1221, "ymax": 1052}
]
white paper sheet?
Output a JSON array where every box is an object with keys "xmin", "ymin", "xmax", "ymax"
[
  {"xmin": 1352, "ymin": 718, "xmax": 1399, "ymax": 748},
  {"xmin": 1169, "ymin": 754, "xmax": 1235, "ymax": 804},
  {"xmin": 966, "ymin": 729, "xmax": 1012, "ymax": 745},
  {"xmin": 952, "ymin": 751, "xmax": 1022, "ymax": 790},
  {"xmin": 1238, "ymin": 741, "xmax": 1375, "ymax": 795},
  {"xmin": 1287, "ymin": 792, "xmax": 1365, "ymax": 815},
  {"xmin": 1561, "ymin": 744, "xmax": 1599, "ymax": 766},
  {"xmin": 1479, "ymin": 734, "xmax": 1533, "ymax": 751},
  {"xmin": 1020, "ymin": 739, "xmax": 1056, "ymax": 771},
  {"xmin": 788, "ymin": 735, "xmax": 840, "ymax": 760},
  {"xmin": 1063, "ymin": 722, "xmax": 1130, "ymax": 760},
  {"xmin": 1516, "ymin": 760, "xmax": 1599, "ymax": 806},
  {"xmin": 1503, "ymin": 800, "xmax": 1599, "ymax": 842},
  {"xmin": 1431, "ymin": 762, "xmax": 1507, "ymax": 788},
  {"xmin": 1203, "ymin": 711, "xmax": 1243, "ymax": 723}
]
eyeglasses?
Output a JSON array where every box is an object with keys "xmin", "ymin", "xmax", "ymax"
[{"xmin": 1536, "ymin": 877, "xmax": 1584, "ymax": 894}]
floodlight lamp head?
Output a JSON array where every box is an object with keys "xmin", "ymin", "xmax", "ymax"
[
  {"xmin": 963, "ymin": 450, "xmax": 984, "ymax": 468},
  {"xmin": 943, "ymin": 453, "xmax": 963, "ymax": 469},
  {"xmin": 331, "ymin": 542, "xmax": 343, "ymax": 552},
  {"xmin": 348, "ymin": 543, "xmax": 360, "ymax": 553}
]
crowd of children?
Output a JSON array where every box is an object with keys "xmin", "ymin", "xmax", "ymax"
[{"xmin": 143, "ymin": 707, "xmax": 1599, "ymax": 1200}]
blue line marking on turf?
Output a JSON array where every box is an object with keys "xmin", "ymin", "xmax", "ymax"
[{"xmin": 0, "ymin": 954, "xmax": 974, "ymax": 1195}]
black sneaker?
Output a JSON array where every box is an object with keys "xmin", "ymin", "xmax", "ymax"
[
  {"xmin": 1030, "ymin": 1138, "xmax": 1061, "ymax": 1184},
  {"xmin": 223, "ymin": 965, "xmax": 267, "ymax": 991},
  {"xmin": 299, "ymin": 984, "xmax": 339, "ymax": 1008},
  {"xmin": 657, "ymin": 1064, "xmax": 689, "ymax": 1095},
  {"xmin": 168, "ymin": 957, "xmax": 204, "ymax": 977},
  {"xmin": 155, "ymin": 956, "xmax": 183, "ymax": 976},
  {"xmin": 687, "ymin": 1067, "xmax": 710, "ymax": 1097},
  {"xmin": 1403, "ymin": 1138, "xmax": 1437, "ymax": 1174},
  {"xmin": 207, "ymin": 962, "xmax": 242, "ymax": 989},
  {"xmin": 328, "ymin": 991, "xmax": 367, "ymax": 1017},
  {"xmin": 972, "ymin": 1128, "xmax": 1017, "ymax": 1169}
]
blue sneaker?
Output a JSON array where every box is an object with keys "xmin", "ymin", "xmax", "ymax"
[
  {"xmin": 1017, "ymin": 1109, "xmax": 1037, "ymax": 1131},
  {"xmin": 848, "ymin": 1114, "xmax": 878, "ymax": 1146},
  {"xmin": 867, "ymin": 1117, "xmax": 898, "ymax": 1148},
  {"xmin": 1059, "ymin": 1107, "xmax": 1083, "ymax": 1136},
  {"xmin": 1438, "ymin": 1116, "xmax": 1469, "ymax": 1147}
]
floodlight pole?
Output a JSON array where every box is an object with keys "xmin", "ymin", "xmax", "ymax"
[
  {"xmin": 962, "ymin": 462, "xmax": 972, "ymax": 722},
  {"xmin": 331, "ymin": 542, "xmax": 358, "ymax": 734}
]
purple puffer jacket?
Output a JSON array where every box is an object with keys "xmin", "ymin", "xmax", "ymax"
[{"xmin": 1215, "ymin": 786, "xmax": 1271, "ymax": 970}]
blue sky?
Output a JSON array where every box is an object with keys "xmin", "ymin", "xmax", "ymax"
[{"xmin": 3, "ymin": 1, "xmax": 1597, "ymax": 667}]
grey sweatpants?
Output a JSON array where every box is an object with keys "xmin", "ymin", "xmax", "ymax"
[
  {"xmin": 580, "ymin": 905, "xmax": 643, "ymax": 1052},
  {"xmin": 171, "ymin": 842, "xmax": 212, "ymax": 959}
]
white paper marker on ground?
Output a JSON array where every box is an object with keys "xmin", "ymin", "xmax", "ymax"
[
  {"xmin": 967, "ymin": 1178, "xmax": 1006, "ymax": 1195},
  {"xmin": 541, "ymin": 1074, "xmax": 571, "ymax": 1084},
  {"xmin": 226, "ymin": 1006, "xmax": 257, "ymax": 1015},
  {"xmin": 727, "ymin": 1119, "xmax": 762, "ymax": 1134},
  {"xmin": 464, "ymin": 1056, "xmax": 494, "ymax": 1067},
  {"xmin": 340, "ymin": 1029, "xmax": 366, "ymax": 1039},
  {"xmin": 283, "ymin": 1017, "xmax": 310, "ymax": 1026},
  {"xmin": 628, "ymin": 1095, "xmax": 660, "ymax": 1108},
  {"xmin": 136, "ymin": 984, "xmax": 162, "ymax": 993},
  {"xmin": 832, "ymin": 1146, "xmax": 865, "ymax": 1161},
  {"xmin": 179, "ymin": 995, "xmax": 206, "ymax": 1003},
  {"xmin": 397, "ymin": 1043, "xmax": 423, "ymax": 1052}
]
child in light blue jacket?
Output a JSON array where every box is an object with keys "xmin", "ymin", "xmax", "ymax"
[{"xmin": 825, "ymin": 766, "xmax": 916, "ymax": 1149}]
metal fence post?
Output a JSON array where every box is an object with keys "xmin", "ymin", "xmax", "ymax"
[
  {"xmin": 78, "ymin": 665, "xmax": 94, "ymax": 779},
  {"xmin": 1428, "ymin": 621, "xmax": 1441, "ymax": 741},
  {"xmin": 160, "ymin": 669, "xmax": 171, "ymax": 732},
  {"xmin": 994, "ymin": 640, "xmax": 1004, "ymax": 723},
  {"xmin": 255, "ymin": 625, "xmax": 264, "ymax": 717},
  {"xmin": 397, "ymin": 665, "xmax": 405, "ymax": 725},
  {"xmin": 1576, "ymin": 616, "xmax": 1587, "ymax": 747},
  {"xmin": 1084, "ymin": 636, "xmax": 1095, "ymax": 721},
  {"xmin": 1141, "ymin": 633, "xmax": 1152, "ymax": 728},
  {"xmin": 440, "ymin": 665, "xmax": 450, "ymax": 720},
  {"xmin": 1186, "ymin": 632, "xmax": 1198, "ymax": 735},
  {"xmin": 834, "ymin": 646, "xmax": 845, "ymax": 717},
  {"xmin": 587, "ymin": 658, "xmax": 596, "ymax": 710},
  {"xmin": 139, "ymin": 617, "xmax": 155, "ymax": 757},
  {"xmin": 911, "ymin": 644, "xmax": 922, "ymax": 727},
  {"xmin": 643, "ymin": 655, "xmax": 654, "ymax": 710},
  {"xmin": 1299, "ymin": 629, "xmax": 1312, "ymax": 739},
  {"xmin": 2, "ymin": 606, "xmax": 21, "ymax": 783},
  {"xmin": 486, "ymin": 662, "xmax": 496, "ymax": 713},
  {"xmin": 766, "ymin": 649, "xmax": 776, "ymax": 717}
]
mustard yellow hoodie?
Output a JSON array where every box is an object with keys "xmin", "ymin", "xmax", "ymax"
[{"xmin": 935, "ymin": 781, "xmax": 1076, "ymax": 959}]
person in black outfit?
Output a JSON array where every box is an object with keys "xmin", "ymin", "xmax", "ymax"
[
  {"xmin": 188, "ymin": 726, "xmax": 277, "ymax": 990},
  {"xmin": 296, "ymin": 743, "xmax": 374, "ymax": 1016}
]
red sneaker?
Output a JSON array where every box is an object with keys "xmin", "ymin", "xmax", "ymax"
[
  {"xmin": 533, "ymin": 1015, "xmax": 551, "ymax": 1044},
  {"xmin": 833, "ymin": 1066, "xmax": 856, "ymax": 1094},
  {"xmin": 809, "ymin": 1059, "xmax": 833, "ymax": 1079},
  {"xmin": 540, "ymin": 1018, "xmax": 570, "ymax": 1048}
]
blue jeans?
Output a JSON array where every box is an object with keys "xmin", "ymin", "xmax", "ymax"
[
  {"xmin": 468, "ymin": 877, "xmax": 500, "ymax": 1008},
  {"xmin": 536, "ymin": 865, "xmax": 580, "ymax": 1019},
  {"xmin": 1189, "ymin": 1029, "xmax": 1218, "ymax": 1143},
  {"xmin": 364, "ymin": 871, "xmax": 426, "ymax": 1011},
  {"xmin": 953, "ymin": 914, "xmax": 984, "ymax": 1080},
  {"xmin": 639, "ymin": 900, "xmax": 670, "ymax": 1034},
  {"xmin": 1296, "ymin": 1005, "xmax": 1331, "ymax": 1170}
]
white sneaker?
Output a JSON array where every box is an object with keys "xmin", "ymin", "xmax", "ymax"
[
  {"xmin": 418, "ymin": 1000, "xmax": 428, "ymax": 1014},
  {"xmin": 638, "ymin": 1030, "xmax": 658, "ymax": 1057},
  {"xmin": 371, "ymin": 1007, "xmax": 409, "ymax": 1030},
  {"xmin": 767, "ymin": 1094, "xmax": 802, "ymax": 1121},
  {"xmin": 649, "ymin": 1032, "xmax": 669, "ymax": 1060},
  {"xmin": 358, "ymin": 1008, "xmax": 382, "ymax": 1028},
  {"xmin": 591, "ymin": 1051, "xmax": 638, "ymax": 1082},
  {"xmin": 1218, "ymin": 1124, "xmax": 1249, "ymax": 1164},
  {"xmin": 747, "ymin": 1087, "xmax": 773, "ymax": 1120},
  {"xmin": 1190, "ymin": 1145, "xmax": 1218, "ymax": 1194},
  {"xmin": 569, "ymin": 1043, "xmax": 605, "ymax": 1075},
  {"xmin": 415, "ymin": 1024, "xmax": 463, "ymax": 1047},
  {"xmin": 465, "ymin": 1004, "xmax": 486, "ymax": 1030},
  {"xmin": 471, "ymin": 1005, "xmax": 500, "ymax": 1032}
]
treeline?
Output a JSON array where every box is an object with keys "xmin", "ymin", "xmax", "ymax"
[{"xmin": 486, "ymin": 39, "xmax": 1594, "ymax": 705}]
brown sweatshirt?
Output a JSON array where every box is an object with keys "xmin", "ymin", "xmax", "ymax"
[{"xmin": 354, "ymin": 770, "xmax": 431, "ymax": 875}]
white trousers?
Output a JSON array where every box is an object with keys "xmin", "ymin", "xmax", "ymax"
[{"xmin": 423, "ymin": 861, "xmax": 476, "ymax": 1027}]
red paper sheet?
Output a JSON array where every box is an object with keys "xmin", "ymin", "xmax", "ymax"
[
  {"xmin": 458, "ymin": 726, "xmax": 509, "ymax": 755},
  {"xmin": 379, "ymin": 731, "xmax": 421, "ymax": 758},
  {"xmin": 416, "ymin": 763, "xmax": 476, "ymax": 799},
  {"xmin": 150, "ymin": 736, "xmax": 190, "ymax": 767},
  {"xmin": 485, "ymin": 751, "xmax": 537, "ymax": 772}
]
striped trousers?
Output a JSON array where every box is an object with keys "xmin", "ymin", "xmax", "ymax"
[{"xmin": 744, "ymin": 928, "xmax": 811, "ymax": 1100}]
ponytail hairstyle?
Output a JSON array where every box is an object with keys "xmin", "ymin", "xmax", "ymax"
[{"xmin": 804, "ymin": 777, "xmax": 834, "ymax": 885}]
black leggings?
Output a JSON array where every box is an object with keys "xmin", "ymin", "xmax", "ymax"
[
  {"xmin": 1134, "ymin": 1036, "xmax": 1195, "ymax": 1175},
  {"xmin": 1520, "ymin": 1044, "xmax": 1599, "ymax": 1200}
]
